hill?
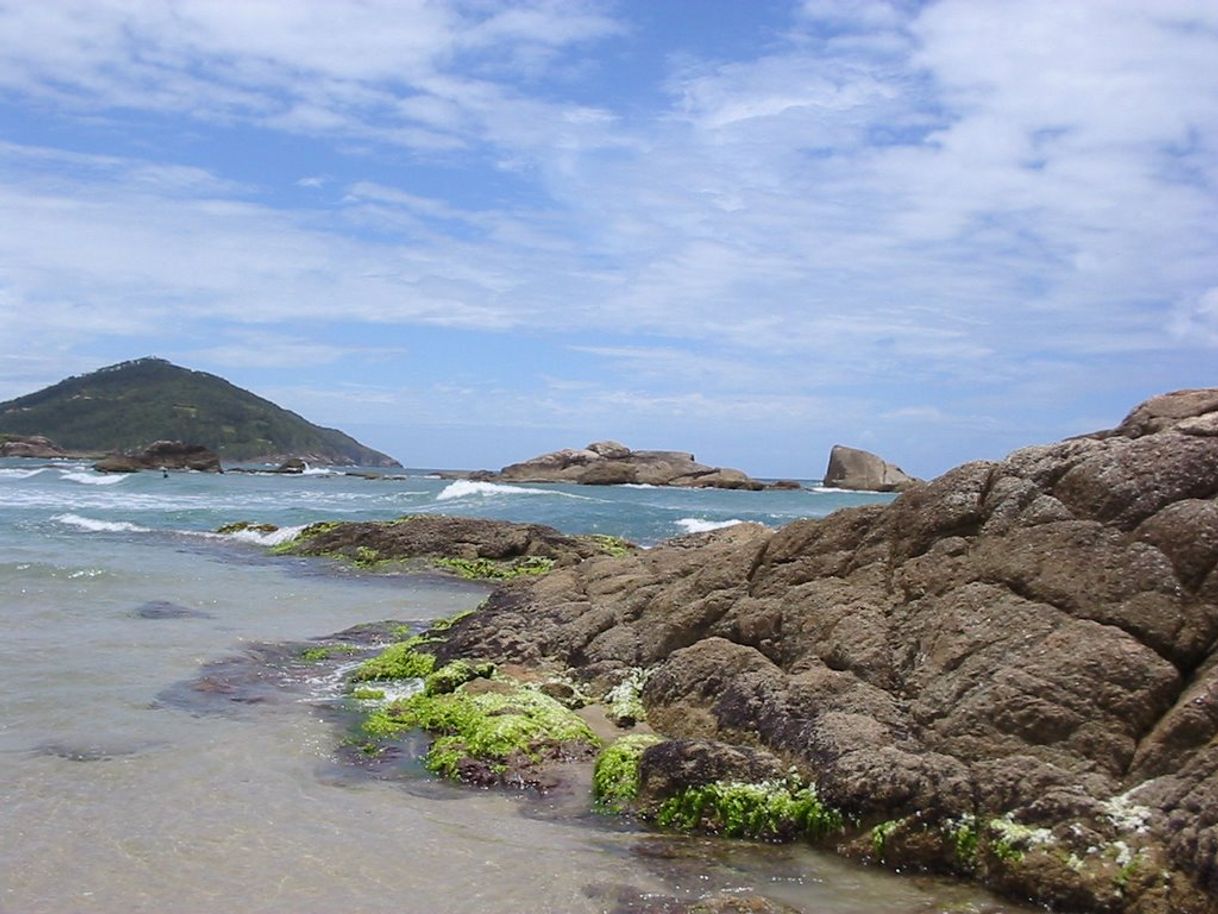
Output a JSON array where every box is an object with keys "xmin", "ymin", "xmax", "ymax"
[{"xmin": 0, "ymin": 358, "xmax": 400, "ymax": 466}]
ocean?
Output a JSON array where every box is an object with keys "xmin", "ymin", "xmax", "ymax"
[{"xmin": 0, "ymin": 460, "xmax": 1032, "ymax": 913}]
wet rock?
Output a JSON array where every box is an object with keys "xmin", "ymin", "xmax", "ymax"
[
  {"xmin": 432, "ymin": 388, "xmax": 1218, "ymax": 914},
  {"xmin": 281, "ymin": 514, "xmax": 636, "ymax": 576},
  {"xmin": 0, "ymin": 434, "xmax": 68, "ymax": 458},
  {"xmin": 822, "ymin": 444, "xmax": 919, "ymax": 492},
  {"xmin": 471, "ymin": 441, "xmax": 776, "ymax": 490},
  {"xmin": 94, "ymin": 440, "xmax": 221, "ymax": 473}
]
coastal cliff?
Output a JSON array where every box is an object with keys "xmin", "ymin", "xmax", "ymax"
[{"xmin": 427, "ymin": 388, "xmax": 1218, "ymax": 913}]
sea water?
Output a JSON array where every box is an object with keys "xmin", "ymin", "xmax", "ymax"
[{"xmin": 0, "ymin": 460, "xmax": 1035, "ymax": 913}]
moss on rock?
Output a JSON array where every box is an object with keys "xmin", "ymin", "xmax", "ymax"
[
  {"xmin": 361, "ymin": 682, "xmax": 600, "ymax": 782},
  {"xmin": 349, "ymin": 639, "xmax": 436, "ymax": 682},
  {"xmin": 593, "ymin": 734, "xmax": 663, "ymax": 812},
  {"xmin": 423, "ymin": 659, "xmax": 496, "ymax": 696},
  {"xmin": 654, "ymin": 777, "xmax": 843, "ymax": 843},
  {"xmin": 299, "ymin": 644, "xmax": 360, "ymax": 662},
  {"xmin": 431, "ymin": 555, "xmax": 555, "ymax": 580}
]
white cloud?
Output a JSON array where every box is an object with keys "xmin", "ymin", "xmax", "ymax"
[{"xmin": 0, "ymin": 1, "xmax": 1216, "ymax": 472}]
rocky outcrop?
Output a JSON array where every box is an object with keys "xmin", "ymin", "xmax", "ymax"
[
  {"xmin": 0, "ymin": 434, "xmax": 68, "ymax": 458},
  {"xmin": 472, "ymin": 440, "xmax": 777, "ymax": 491},
  {"xmin": 277, "ymin": 514, "xmax": 635, "ymax": 576},
  {"xmin": 434, "ymin": 389, "xmax": 1218, "ymax": 914},
  {"xmin": 822, "ymin": 444, "xmax": 918, "ymax": 492},
  {"xmin": 94, "ymin": 440, "xmax": 221, "ymax": 473}
]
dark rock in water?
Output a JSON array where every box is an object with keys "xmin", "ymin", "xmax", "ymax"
[
  {"xmin": 133, "ymin": 600, "xmax": 212, "ymax": 619},
  {"xmin": 432, "ymin": 388, "xmax": 1218, "ymax": 914},
  {"xmin": 471, "ymin": 440, "xmax": 778, "ymax": 491},
  {"xmin": 821, "ymin": 443, "xmax": 918, "ymax": 491},
  {"xmin": 272, "ymin": 457, "xmax": 307, "ymax": 474},
  {"xmin": 94, "ymin": 440, "xmax": 221, "ymax": 473},
  {"xmin": 280, "ymin": 514, "xmax": 636, "ymax": 576},
  {"xmin": 0, "ymin": 434, "xmax": 68, "ymax": 458}
]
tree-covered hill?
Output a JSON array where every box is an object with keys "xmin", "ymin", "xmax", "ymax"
[{"xmin": 0, "ymin": 358, "xmax": 400, "ymax": 466}]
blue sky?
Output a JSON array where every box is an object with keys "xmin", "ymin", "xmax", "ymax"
[{"xmin": 1, "ymin": 0, "xmax": 1216, "ymax": 476}]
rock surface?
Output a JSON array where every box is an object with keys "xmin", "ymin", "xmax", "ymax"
[
  {"xmin": 0, "ymin": 434, "xmax": 69, "ymax": 458},
  {"xmin": 471, "ymin": 440, "xmax": 777, "ymax": 491},
  {"xmin": 281, "ymin": 514, "xmax": 634, "ymax": 572},
  {"xmin": 434, "ymin": 389, "xmax": 1218, "ymax": 914},
  {"xmin": 94, "ymin": 440, "xmax": 222, "ymax": 473},
  {"xmin": 822, "ymin": 444, "xmax": 918, "ymax": 492}
]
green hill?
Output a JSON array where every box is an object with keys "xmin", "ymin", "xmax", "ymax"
[{"xmin": 0, "ymin": 358, "xmax": 400, "ymax": 466}]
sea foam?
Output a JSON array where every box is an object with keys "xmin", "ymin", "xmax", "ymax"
[
  {"xmin": 436, "ymin": 480, "xmax": 587, "ymax": 501},
  {"xmin": 0, "ymin": 467, "xmax": 53, "ymax": 480},
  {"xmin": 675, "ymin": 517, "xmax": 746, "ymax": 534},
  {"xmin": 52, "ymin": 513, "xmax": 151, "ymax": 534},
  {"xmin": 221, "ymin": 524, "xmax": 306, "ymax": 547},
  {"xmin": 60, "ymin": 471, "xmax": 128, "ymax": 486}
]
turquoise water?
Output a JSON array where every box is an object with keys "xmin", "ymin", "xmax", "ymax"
[{"xmin": 0, "ymin": 459, "xmax": 1035, "ymax": 914}]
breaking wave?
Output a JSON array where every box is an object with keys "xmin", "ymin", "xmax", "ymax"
[
  {"xmin": 675, "ymin": 517, "xmax": 746, "ymax": 534},
  {"xmin": 436, "ymin": 480, "xmax": 589, "ymax": 501},
  {"xmin": 52, "ymin": 513, "xmax": 151, "ymax": 534},
  {"xmin": 59, "ymin": 472, "xmax": 128, "ymax": 486}
]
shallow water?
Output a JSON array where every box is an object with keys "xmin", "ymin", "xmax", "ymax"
[{"xmin": 0, "ymin": 461, "xmax": 1038, "ymax": 913}]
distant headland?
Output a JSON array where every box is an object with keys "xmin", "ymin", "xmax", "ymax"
[{"xmin": 0, "ymin": 357, "xmax": 399, "ymax": 467}]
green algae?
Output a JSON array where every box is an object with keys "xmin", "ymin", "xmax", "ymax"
[
  {"xmin": 216, "ymin": 520, "xmax": 280, "ymax": 535},
  {"xmin": 349, "ymin": 687, "xmax": 386, "ymax": 701},
  {"xmin": 268, "ymin": 520, "xmax": 340, "ymax": 555},
  {"xmin": 580, "ymin": 534, "xmax": 633, "ymax": 558},
  {"xmin": 423, "ymin": 660, "xmax": 496, "ymax": 696},
  {"xmin": 655, "ymin": 777, "xmax": 843, "ymax": 842},
  {"xmin": 349, "ymin": 639, "xmax": 436, "ymax": 682},
  {"xmin": 592, "ymin": 734, "xmax": 663, "ymax": 812},
  {"xmin": 870, "ymin": 820, "xmax": 899, "ymax": 859},
  {"xmin": 432, "ymin": 555, "xmax": 556, "ymax": 580},
  {"xmin": 299, "ymin": 644, "xmax": 360, "ymax": 662},
  {"xmin": 428, "ymin": 608, "xmax": 475, "ymax": 632},
  {"xmin": 361, "ymin": 684, "xmax": 599, "ymax": 780}
]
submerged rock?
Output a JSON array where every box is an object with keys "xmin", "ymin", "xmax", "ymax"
[
  {"xmin": 469, "ymin": 441, "xmax": 776, "ymax": 491},
  {"xmin": 430, "ymin": 388, "xmax": 1218, "ymax": 914},
  {"xmin": 821, "ymin": 444, "xmax": 918, "ymax": 492},
  {"xmin": 132, "ymin": 600, "xmax": 212, "ymax": 619}
]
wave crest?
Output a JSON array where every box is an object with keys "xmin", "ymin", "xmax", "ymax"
[
  {"xmin": 60, "ymin": 471, "xmax": 128, "ymax": 486},
  {"xmin": 436, "ymin": 480, "xmax": 587, "ymax": 501},
  {"xmin": 53, "ymin": 513, "xmax": 151, "ymax": 533},
  {"xmin": 675, "ymin": 517, "xmax": 746, "ymax": 534}
]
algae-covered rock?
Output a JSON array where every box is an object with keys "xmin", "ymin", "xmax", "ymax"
[
  {"xmin": 271, "ymin": 514, "xmax": 636, "ymax": 578},
  {"xmin": 362, "ymin": 679, "xmax": 600, "ymax": 787},
  {"xmin": 431, "ymin": 388, "xmax": 1218, "ymax": 914},
  {"xmin": 593, "ymin": 734, "xmax": 663, "ymax": 812}
]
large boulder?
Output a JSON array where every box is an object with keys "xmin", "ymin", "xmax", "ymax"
[
  {"xmin": 822, "ymin": 444, "xmax": 918, "ymax": 492},
  {"xmin": 477, "ymin": 442, "xmax": 772, "ymax": 491},
  {"xmin": 94, "ymin": 440, "xmax": 221, "ymax": 473},
  {"xmin": 0, "ymin": 434, "xmax": 68, "ymax": 458},
  {"xmin": 435, "ymin": 388, "xmax": 1218, "ymax": 914}
]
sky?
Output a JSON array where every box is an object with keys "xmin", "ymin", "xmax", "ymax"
[{"xmin": 0, "ymin": 0, "xmax": 1215, "ymax": 477}]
